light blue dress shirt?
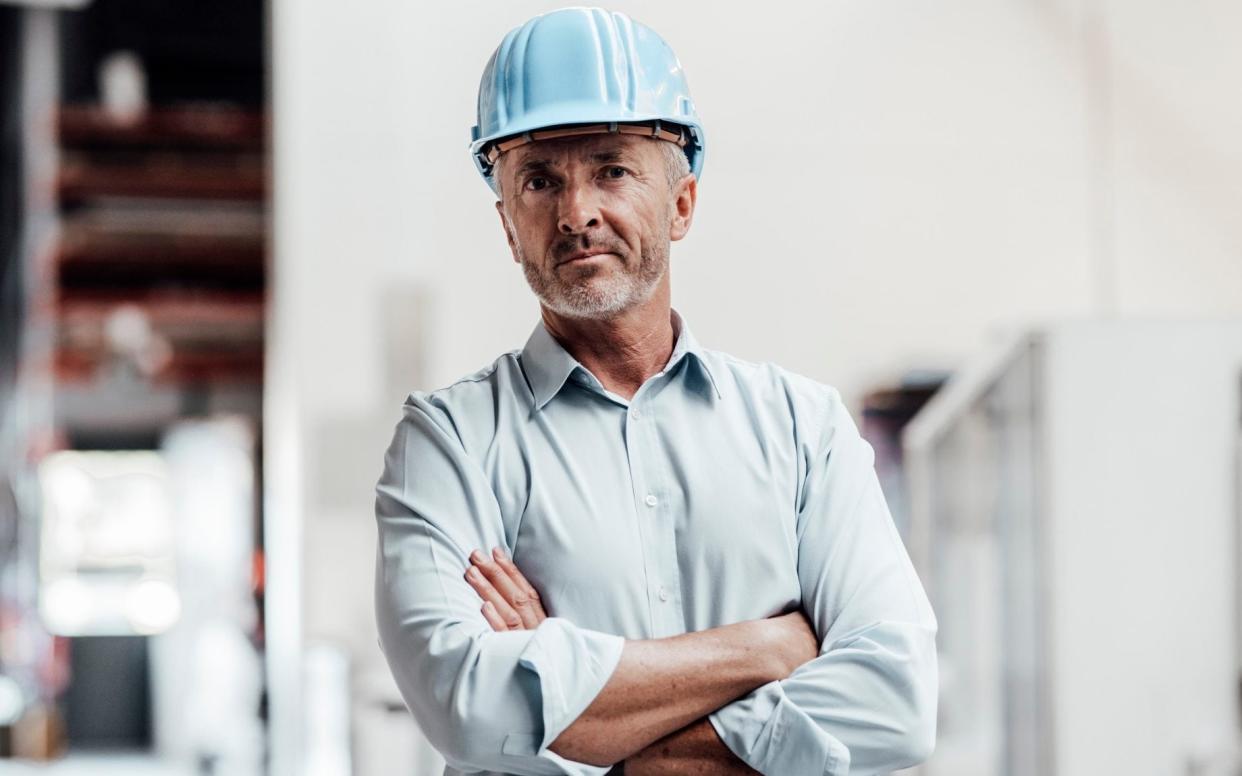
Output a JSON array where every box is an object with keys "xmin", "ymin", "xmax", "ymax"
[{"xmin": 375, "ymin": 310, "xmax": 938, "ymax": 776}]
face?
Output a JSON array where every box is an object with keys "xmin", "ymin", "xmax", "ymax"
[{"xmin": 494, "ymin": 133, "xmax": 696, "ymax": 320}]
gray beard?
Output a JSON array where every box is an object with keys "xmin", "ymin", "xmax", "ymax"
[{"xmin": 517, "ymin": 239, "xmax": 669, "ymax": 320}]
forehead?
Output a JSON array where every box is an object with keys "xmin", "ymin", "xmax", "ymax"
[{"xmin": 503, "ymin": 132, "xmax": 659, "ymax": 172}]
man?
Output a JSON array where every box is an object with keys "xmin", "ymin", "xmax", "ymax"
[{"xmin": 375, "ymin": 8, "xmax": 937, "ymax": 775}]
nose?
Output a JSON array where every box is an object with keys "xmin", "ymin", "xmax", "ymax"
[{"xmin": 556, "ymin": 181, "xmax": 601, "ymax": 235}]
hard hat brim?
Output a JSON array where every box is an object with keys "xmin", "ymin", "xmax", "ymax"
[{"xmin": 483, "ymin": 120, "xmax": 692, "ymax": 166}]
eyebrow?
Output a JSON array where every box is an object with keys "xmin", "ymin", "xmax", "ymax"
[{"xmin": 515, "ymin": 159, "xmax": 554, "ymax": 178}]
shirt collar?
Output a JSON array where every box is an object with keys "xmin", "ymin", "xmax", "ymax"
[{"xmin": 520, "ymin": 308, "xmax": 722, "ymax": 411}]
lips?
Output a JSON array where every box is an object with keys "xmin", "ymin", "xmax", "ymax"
[{"xmin": 558, "ymin": 250, "xmax": 612, "ymax": 266}]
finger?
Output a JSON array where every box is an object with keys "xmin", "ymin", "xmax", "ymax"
[
  {"xmin": 492, "ymin": 549, "xmax": 543, "ymax": 605},
  {"xmin": 481, "ymin": 601, "xmax": 508, "ymax": 631},
  {"xmin": 481, "ymin": 548, "xmax": 545, "ymax": 628},
  {"xmin": 491, "ymin": 548, "xmax": 547, "ymax": 619},
  {"xmin": 464, "ymin": 564, "xmax": 523, "ymax": 630},
  {"xmin": 471, "ymin": 550, "xmax": 540, "ymax": 629},
  {"xmin": 471, "ymin": 555, "xmax": 536, "ymax": 629}
]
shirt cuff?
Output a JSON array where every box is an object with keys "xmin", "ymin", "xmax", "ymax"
[
  {"xmin": 508, "ymin": 617, "xmax": 626, "ymax": 771},
  {"xmin": 708, "ymin": 680, "xmax": 850, "ymax": 776}
]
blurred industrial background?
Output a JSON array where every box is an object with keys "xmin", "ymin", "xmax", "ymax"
[{"xmin": 1, "ymin": 1, "xmax": 1240, "ymax": 775}]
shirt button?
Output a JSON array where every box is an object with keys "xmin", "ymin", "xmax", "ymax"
[
  {"xmin": 630, "ymin": 408, "xmax": 642, "ymax": 420},
  {"xmin": 657, "ymin": 586, "xmax": 670, "ymax": 602},
  {"xmin": 644, "ymin": 494, "xmax": 658, "ymax": 507}
]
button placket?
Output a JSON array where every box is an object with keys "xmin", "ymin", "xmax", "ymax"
[
  {"xmin": 627, "ymin": 397, "xmax": 665, "ymax": 629},
  {"xmin": 618, "ymin": 397, "xmax": 656, "ymax": 636},
  {"xmin": 629, "ymin": 384, "xmax": 687, "ymax": 633},
  {"xmin": 641, "ymin": 396, "xmax": 686, "ymax": 631}
]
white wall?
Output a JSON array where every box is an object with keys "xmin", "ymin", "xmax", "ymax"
[{"xmin": 269, "ymin": 0, "xmax": 1242, "ymax": 772}]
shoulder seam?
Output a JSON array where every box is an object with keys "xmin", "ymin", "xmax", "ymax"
[{"xmin": 407, "ymin": 349, "xmax": 522, "ymax": 401}]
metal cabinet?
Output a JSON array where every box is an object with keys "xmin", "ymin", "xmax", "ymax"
[{"xmin": 904, "ymin": 321, "xmax": 1242, "ymax": 776}]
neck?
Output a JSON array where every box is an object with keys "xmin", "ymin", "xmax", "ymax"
[{"xmin": 541, "ymin": 282, "xmax": 675, "ymax": 401}]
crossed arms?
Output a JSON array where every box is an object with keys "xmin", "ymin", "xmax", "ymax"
[
  {"xmin": 375, "ymin": 390, "xmax": 938, "ymax": 776},
  {"xmin": 465, "ymin": 546, "xmax": 818, "ymax": 774}
]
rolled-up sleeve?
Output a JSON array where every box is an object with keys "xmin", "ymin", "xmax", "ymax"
[
  {"xmin": 375, "ymin": 395, "xmax": 625, "ymax": 775},
  {"xmin": 708, "ymin": 388, "xmax": 938, "ymax": 776}
]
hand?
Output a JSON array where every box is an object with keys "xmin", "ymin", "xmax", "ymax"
[
  {"xmin": 762, "ymin": 610, "xmax": 821, "ymax": 679},
  {"xmin": 464, "ymin": 547, "xmax": 548, "ymax": 630}
]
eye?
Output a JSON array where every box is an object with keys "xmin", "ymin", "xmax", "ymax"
[
  {"xmin": 524, "ymin": 176, "xmax": 551, "ymax": 192},
  {"xmin": 603, "ymin": 166, "xmax": 628, "ymax": 179}
]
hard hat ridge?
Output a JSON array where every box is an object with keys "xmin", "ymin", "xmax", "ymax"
[{"xmin": 471, "ymin": 7, "xmax": 705, "ymax": 194}]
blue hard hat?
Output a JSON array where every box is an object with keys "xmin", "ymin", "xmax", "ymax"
[{"xmin": 471, "ymin": 7, "xmax": 705, "ymax": 194}]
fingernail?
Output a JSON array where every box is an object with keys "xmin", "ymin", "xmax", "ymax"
[
  {"xmin": 492, "ymin": 547, "xmax": 507, "ymax": 561},
  {"xmin": 469, "ymin": 549, "xmax": 483, "ymax": 563}
]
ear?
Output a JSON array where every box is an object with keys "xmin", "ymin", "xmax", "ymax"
[
  {"xmin": 669, "ymin": 173, "xmax": 697, "ymax": 242},
  {"xmin": 495, "ymin": 201, "xmax": 521, "ymax": 264}
]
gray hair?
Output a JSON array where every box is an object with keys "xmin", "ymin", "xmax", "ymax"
[
  {"xmin": 493, "ymin": 138, "xmax": 691, "ymax": 199},
  {"xmin": 657, "ymin": 140, "xmax": 691, "ymax": 191}
]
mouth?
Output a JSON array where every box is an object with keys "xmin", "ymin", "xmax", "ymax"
[{"xmin": 558, "ymin": 250, "xmax": 613, "ymax": 266}]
